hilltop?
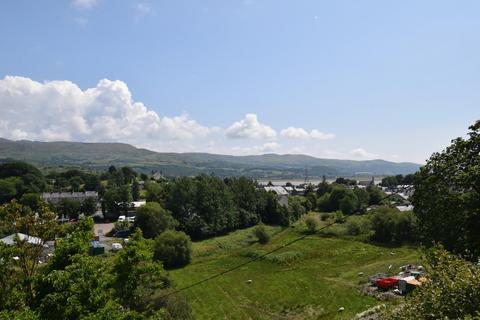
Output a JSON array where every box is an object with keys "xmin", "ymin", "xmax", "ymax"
[{"xmin": 0, "ymin": 138, "xmax": 420, "ymax": 178}]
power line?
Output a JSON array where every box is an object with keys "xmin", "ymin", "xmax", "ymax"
[
  {"xmin": 160, "ymin": 220, "xmax": 338, "ymax": 299},
  {"xmin": 160, "ymin": 183, "xmax": 418, "ymax": 299}
]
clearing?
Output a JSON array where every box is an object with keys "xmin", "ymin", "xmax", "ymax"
[{"xmin": 169, "ymin": 219, "xmax": 420, "ymax": 319}]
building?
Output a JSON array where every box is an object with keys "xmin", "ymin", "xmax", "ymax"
[
  {"xmin": 0, "ymin": 233, "xmax": 46, "ymax": 247},
  {"xmin": 263, "ymin": 186, "xmax": 289, "ymax": 207},
  {"xmin": 41, "ymin": 191, "xmax": 98, "ymax": 204}
]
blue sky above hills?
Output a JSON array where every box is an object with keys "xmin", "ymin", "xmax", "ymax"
[{"xmin": 0, "ymin": 0, "xmax": 479, "ymax": 163}]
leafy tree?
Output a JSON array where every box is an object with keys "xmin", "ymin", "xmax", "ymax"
[
  {"xmin": 38, "ymin": 255, "xmax": 112, "ymax": 320},
  {"xmin": 69, "ymin": 176, "xmax": 83, "ymax": 192},
  {"xmin": 18, "ymin": 193, "xmax": 41, "ymax": 211},
  {"xmin": 339, "ymin": 193, "xmax": 358, "ymax": 215},
  {"xmin": 288, "ymin": 196, "xmax": 306, "ymax": 221},
  {"xmin": 118, "ymin": 184, "xmax": 133, "ymax": 214},
  {"xmin": 224, "ymin": 177, "xmax": 260, "ymax": 227},
  {"xmin": 103, "ymin": 187, "xmax": 121, "ymax": 219},
  {"xmin": 46, "ymin": 217, "xmax": 93, "ymax": 271},
  {"xmin": 0, "ymin": 201, "xmax": 57, "ymax": 303},
  {"xmin": 316, "ymin": 181, "xmax": 329, "ymax": 197},
  {"xmin": 56, "ymin": 198, "xmax": 81, "ymax": 220},
  {"xmin": 134, "ymin": 202, "xmax": 178, "ymax": 239},
  {"xmin": 112, "ymin": 229, "xmax": 167, "ymax": 310},
  {"xmin": 153, "ymin": 230, "xmax": 192, "ymax": 269},
  {"xmin": 0, "ymin": 179, "xmax": 17, "ymax": 204},
  {"xmin": 353, "ymin": 187, "xmax": 369, "ymax": 211},
  {"xmin": 370, "ymin": 208, "xmax": 417, "ymax": 243},
  {"xmin": 366, "ymin": 185, "xmax": 383, "ymax": 205},
  {"xmin": 145, "ymin": 181, "xmax": 166, "ymax": 205},
  {"xmin": 258, "ymin": 190, "xmax": 290, "ymax": 226},
  {"xmin": 385, "ymin": 246, "xmax": 480, "ymax": 320},
  {"xmin": 81, "ymin": 197, "xmax": 97, "ymax": 216},
  {"xmin": 131, "ymin": 180, "xmax": 140, "ymax": 201},
  {"xmin": 413, "ymin": 121, "xmax": 480, "ymax": 260},
  {"xmin": 0, "ymin": 243, "xmax": 27, "ymax": 310}
]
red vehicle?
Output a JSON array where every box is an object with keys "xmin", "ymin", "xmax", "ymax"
[{"xmin": 376, "ymin": 277, "xmax": 399, "ymax": 289}]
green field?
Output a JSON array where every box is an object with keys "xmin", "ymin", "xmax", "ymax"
[{"xmin": 169, "ymin": 219, "xmax": 420, "ymax": 319}]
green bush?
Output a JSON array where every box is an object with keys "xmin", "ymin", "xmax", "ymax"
[
  {"xmin": 153, "ymin": 230, "xmax": 192, "ymax": 269},
  {"xmin": 304, "ymin": 216, "xmax": 318, "ymax": 234},
  {"xmin": 345, "ymin": 215, "xmax": 372, "ymax": 236},
  {"xmin": 320, "ymin": 212, "xmax": 331, "ymax": 221},
  {"xmin": 253, "ymin": 225, "xmax": 270, "ymax": 244},
  {"xmin": 370, "ymin": 208, "xmax": 417, "ymax": 243}
]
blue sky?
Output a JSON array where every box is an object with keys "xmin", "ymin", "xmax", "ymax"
[{"xmin": 0, "ymin": 0, "xmax": 479, "ymax": 163}]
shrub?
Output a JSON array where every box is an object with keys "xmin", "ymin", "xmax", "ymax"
[
  {"xmin": 114, "ymin": 220, "xmax": 131, "ymax": 233},
  {"xmin": 304, "ymin": 216, "xmax": 318, "ymax": 234},
  {"xmin": 253, "ymin": 225, "xmax": 270, "ymax": 244},
  {"xmin": 320, "ymin": 212, "xmax": 331, "ymax": 221},
  {"xmin": 370, "ymin": 208, "xmax": 418, "ymax": 243},
  {"xmin": 153, "ymin": 230, "xmax": 192, "ymax": 269},
  {"xmin": 345, "ymin": 216, "xmax": 372, "ymax": 236},
  {"xmin": 334, "ymin": 211, "xmax": 344, "ymax": 223}
]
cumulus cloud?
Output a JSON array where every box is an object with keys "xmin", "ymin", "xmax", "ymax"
[
  {"xmin": 0, "ymin": 76, "xmax": 211, "ymax": 148},
  {"xmin": 231, "ymin": 142, "xmax": 281, "ymax": 155},
  {"xmin": 280, "ymin": 126, "xmax": 334, "ymax": 140},
  {"xmin": 350, "ymin": 148, "xmax": 378, "ymax": 159},
  {"xmin": 226, "ymin": 113, "xmax": 276, "ymax": 140},
  {"xmin": 72, "ymin": 0, "xmax": 97, "ymax": 9}
]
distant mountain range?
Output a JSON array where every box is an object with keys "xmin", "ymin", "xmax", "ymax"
[{"xmin": 0, "ymin": 138, "xmax": 421, "ymax": 179}]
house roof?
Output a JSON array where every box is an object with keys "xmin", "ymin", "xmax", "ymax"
[
  {"xmin": 264, "ymin": 186, "xmax": 288, "ymax": 196},
  {"xmin": 0, "ymin": 233, "xmax": 44, "ymax": 246}
]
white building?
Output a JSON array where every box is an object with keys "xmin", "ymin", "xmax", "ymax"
[{"xmin": 263, "ymin": 186, "xmax": 289, "ymax": 207}]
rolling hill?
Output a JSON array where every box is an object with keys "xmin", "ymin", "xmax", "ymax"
[{"xmin": 0, "ymin": 138, "xmax": 421, "ymax": 178}]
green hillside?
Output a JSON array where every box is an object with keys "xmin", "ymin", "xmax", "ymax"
[
  {"xmin": 169, "ymin": 220, "xmax": 420, "ymax": 319},
  {"xmin": 0, "ymin": 138, "xmax": 420, "ymax": 178}
]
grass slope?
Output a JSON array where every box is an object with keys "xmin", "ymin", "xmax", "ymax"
[{"xmin": 169, "ymin": 220, "xmax": 420, "ymax": 319}]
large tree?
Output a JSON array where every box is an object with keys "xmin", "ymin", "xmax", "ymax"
[
  {"xmin": 413, "ymin": 120, "xmax": 480, "ymax": 260},
  {"xmin": 134, "ymin": 202, "xmax": 178, "ymax": 239}
]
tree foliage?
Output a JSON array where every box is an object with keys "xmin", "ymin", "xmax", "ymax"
[
  {"xmin": 413, "ymin": 120, "xmax": 480, "ymax": 260},
  {"xmin": 134, "ymin": 202, "xmax": 178, "ymax": 239},
  {"xmin": 153, "ymin": 230, "xmax": 192, "ymax": 269},
  {"xmin": 385, "ymin": 246, "xmax": 480, "ymax": 320}
]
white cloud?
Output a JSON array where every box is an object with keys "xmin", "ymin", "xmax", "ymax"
[
  {"xmin": 350, "ymin": 148, "xmax": 379, "ymax": 159},
  {"xmin": 280, "ymin": 127, "xmax": 309, "ymax": 139},
  {"xmin": 0, "ymin": 76, "xmax": 212, "ymax": 149},
  {"xmin": 260, "ymin": 142, "xmax": 280, "ymax": 153},
  {"xmin": 226, "ymin": 113, "xmax": 277, "ymax": 140},
  {"xmin": 280, "ymin": 126, "xmax": 335, "ymax": 140},
  {"xmin": 72, "ymin": 0, "xmax": 97, "ymax": 9},
  {"xmin": 135, "ymin": 2, "xmax": 154, "ymax": 20},
  {"xmin": 231, "ymin": 142, "xmax": 281, "ymax": 155}
]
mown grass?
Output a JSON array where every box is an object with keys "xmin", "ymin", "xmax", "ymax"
[{"xmin": 168, "ymin": 216, "xmax": 420, "ymax": 319}]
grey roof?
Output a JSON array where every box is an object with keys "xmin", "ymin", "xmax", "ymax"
[
  {"xmin": 264, "ymin": 186, "xmax": 288, "ymax": 196},
  {"xmin": 42, "ymin": 191, "xmax": 98, "ymax": 200},
  {"xmin": 0, "ymin": 233, "xmax": 44, "ymax": 246}
]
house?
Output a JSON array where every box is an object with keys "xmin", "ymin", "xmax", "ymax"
[
  {"xmin": 41, "ymin": 191, "xmax": 98, "ymax": 204},
  {"xmin": 151, "ymin": 171, "xmax": 165, "ymax": 181},
  {"xmin": 0, "ymin": 233, "xmax": 46, "ymax": 247},
  {"xmin": 284, "ymin": 186, "xmax": 294, "ymax": 194},
  {"xmin": 263, "ymin": 186, "xmax": 289, "ymax": 207}
]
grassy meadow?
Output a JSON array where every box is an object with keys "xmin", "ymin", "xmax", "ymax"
[{"xmin": 169, "ymin": 216, "xmax": 420, "ymax": 319}]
